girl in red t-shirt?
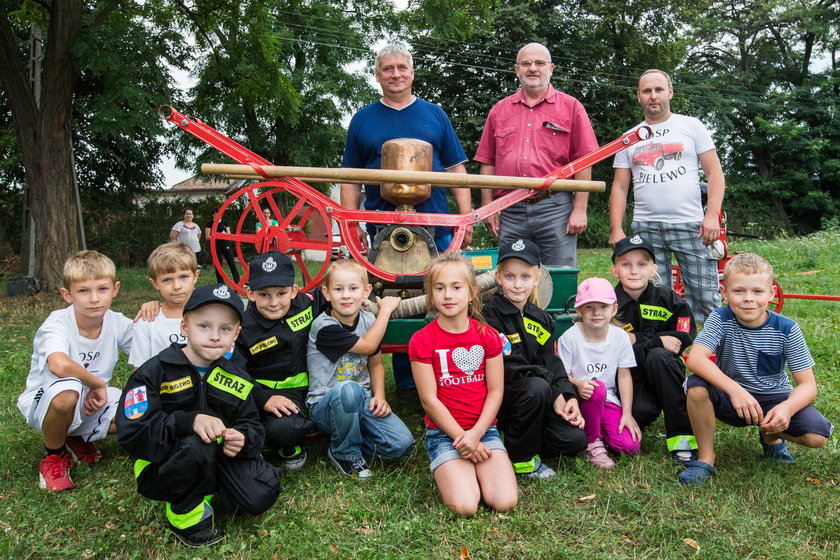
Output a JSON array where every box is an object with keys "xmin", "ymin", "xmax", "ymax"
[{"xmin": 409, "ymin": 252, "xmax": 518, "ymax": 516}]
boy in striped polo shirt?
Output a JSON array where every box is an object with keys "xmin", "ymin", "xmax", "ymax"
[{"xmin": 679, "ymin": 253, "xmax": 833, "ymax": 484}]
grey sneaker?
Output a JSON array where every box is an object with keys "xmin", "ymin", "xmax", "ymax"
[
  {"xmin": 279, "ymin": 446, "xmax": 307, "ymax": 471},
  {"xmin": 327, "ymin": 448, "xmax": 372, "ymax": 478},
  {"xmin": 523, "ymin": 458, "xmax": 556, "ymax": 480}
]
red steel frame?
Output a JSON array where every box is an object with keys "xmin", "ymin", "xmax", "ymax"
[{"xmin": 159, "ymin": 105, "xmax": 650, "ymax": 293}]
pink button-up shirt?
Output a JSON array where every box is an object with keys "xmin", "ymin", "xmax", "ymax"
[{"xmin": 475, "ymin": 85, "xmax": 599, "ymax": 199}]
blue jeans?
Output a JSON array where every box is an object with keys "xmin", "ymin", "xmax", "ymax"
[{"xmin": 309, "ymin": 381, "xmax": 415, "ymax": 461}]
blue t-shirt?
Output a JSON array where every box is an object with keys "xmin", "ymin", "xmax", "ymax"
[
  {"xmin": 694, "ymin": 306, "xmax": 814, "ymax": 394},
  {"xmin": 342, "ymin": 98, "xmax": 468, "ymax": 234}
]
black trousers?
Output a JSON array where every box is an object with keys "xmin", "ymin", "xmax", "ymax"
[
  {"xmin": 629, "ymin": 347, "xmax": 693, "ymax": 439},
  {"xmin": 137, "ymin": 434, "xmax": 281, "ymax": 523},
  {"xmin": 498, "ymin": 376, "xmax": 587, "ymax": 463},
  {"xmin": 260, "ymin": 390, "xmax": 314, "ymax": 450},
  {"xmin": 213, "ymin": 242, "xmax": 240, "ymax": 284}
]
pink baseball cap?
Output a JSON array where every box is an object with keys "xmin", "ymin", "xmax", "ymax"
[{"xmin": 574, "ymin": 277, "xmax": 617, "ymax": 308}]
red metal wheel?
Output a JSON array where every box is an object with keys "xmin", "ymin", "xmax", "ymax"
[
  {"xmin": 210, "ymin": 181, "xmax": 334, "ymax": 294},
  {"xmin": 770, "ymin": 280, "xmax": 784, "ymax": 313}
]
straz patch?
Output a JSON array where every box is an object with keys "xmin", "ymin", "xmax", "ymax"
[
  {"xmin": 250, "ymin": 336, "xmax": 278, "ymax": 355},
  {"xmin": 124, "ymin": 386, "xmax": 149, "ymax": 419},
  {"xmin": 207, "ymin": 368, "xmax": 253, "ymax": 400},
  {"xmin": 500, "ymin": 333, "xmax": 512, "ymax": 356},
  {"xmin": 160, "ymin": 376, "xmax": 193, "ymax": 394},
  {"xmin": 523, "ymin": 318, "xmax": 550, "ymax": 345},
  {"xmin": 286, "ymin": 306, "xmax": 313, "ymax": 332},
  {"xmin": 677, "ymin": 316, "xmax": 691, "ymax": 333},
  {"xmin": 639, "ymin": 304, "xmax": 673, "ymax": 322}
]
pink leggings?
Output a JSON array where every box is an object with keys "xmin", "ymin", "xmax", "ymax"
[{"xmin": 578, "ymin": 380, "xmax": 640, "ymax": 456}]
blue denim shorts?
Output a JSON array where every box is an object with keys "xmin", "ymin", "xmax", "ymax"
[{"xmin": 424, "ymin": 424, "xmax": 506, "ymax": 471}]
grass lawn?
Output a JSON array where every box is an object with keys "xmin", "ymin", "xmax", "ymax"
[{"xmin": 0, "ymin": 231, "xmax": 838, "ymax": 559}]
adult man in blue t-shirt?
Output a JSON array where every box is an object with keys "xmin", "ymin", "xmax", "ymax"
[
  {"xmin": 340, "ymin": 43, "xmax": 474, "ymax": 392},
  {"xmin": 340, "ymin": 43, "xmax": 473, "ymax": 253}
]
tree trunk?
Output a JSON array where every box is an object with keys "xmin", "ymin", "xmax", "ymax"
[{"xmin": 0, "ymin": 2, "xmax": 82, "ymax": 291}]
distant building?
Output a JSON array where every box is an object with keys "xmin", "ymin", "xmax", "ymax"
[{"xmin": 134, "ymin": 176, "xmax": 248, "ymax": 206}]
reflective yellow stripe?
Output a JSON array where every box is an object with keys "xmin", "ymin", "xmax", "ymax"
[
  {"xmin": 133, "ymin": 459, "xmax": 151, "ymax": 479},
  {"xmin": 207, "ymin": 367, "xmax": 253, "ymax": 400},
  {"xmin": 667, "ymin": 435, "xmax": 698, "ymax": 452},
  {"xmin": 639, "ymin": 304, "xmax": 673, "ymax": 321},
  {"xmin": 256, "ymin": 371, "xmax": 309, "ymax": 390},
  {"xmin": 523, "ymin": 317, "xmax": 550, "ymax": 345},
  {"xmin": 507, "ymin": 333, "xmax": 521, "ymax": 344},
  {"xmin": 286, "ymin": 306, "xmax": 314, "ymax": 332},
  {"xmin": 160, "ymin": 376, "xmax": 193, "ymax": 394},
  {"xmin": 166, "ymin": 500, "xmax": 212, "ymax": 530},
  {"xmin": 512, "ymin": 456, "xmax": 537, "ymax": 474}
]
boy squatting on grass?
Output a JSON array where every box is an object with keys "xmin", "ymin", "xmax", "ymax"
[
  {"xmin": 232, "ymin": 251, "xmax": 328, "ymax": 470},
  {"xmin": 679, "ymin": 253, "xmax": 834, "ymax": 485},
  {"xmin": 117, "ymin": 284, "xmax": 281, "ymax": 547},
  {"xmin": 306, "ymin": 259, "xmax": 415, "ymax": 478},
  {"xmin": 128, "ymin": 242, "xmax": 200, "ymax": 370},
  {"xmin": 17, "ymin": 251, "xmax": 134, "ymax": 492}
]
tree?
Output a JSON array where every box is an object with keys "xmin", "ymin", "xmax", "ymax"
[
  {"xmin": 1, "ymin": 1, "xmax": 183, "ymax": 289},
  {"xmin": 681, "ymin": 0, "xmax": 840, "ymax": 234}
]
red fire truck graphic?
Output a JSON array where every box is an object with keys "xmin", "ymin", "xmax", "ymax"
[{"xmin": 632, "ymin": 142, "xmax": 684, "ymax": 170}]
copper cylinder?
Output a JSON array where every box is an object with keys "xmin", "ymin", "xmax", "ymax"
[{"xmin": 380, "ymin": 138, "xmax": 432, "ymax": 208}]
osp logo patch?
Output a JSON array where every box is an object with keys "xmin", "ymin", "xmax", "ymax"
[{"xmin": 124, "ymin": 386, "xmax": 148, "ymax": 419}]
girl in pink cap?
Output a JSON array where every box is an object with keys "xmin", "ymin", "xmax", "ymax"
[{"xmin": 558, "ymin": 277, "xmax": 641, "ymax": 468}]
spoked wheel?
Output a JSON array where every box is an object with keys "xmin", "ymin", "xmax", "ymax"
[{"xmin": 210, "ymin": 181, "xmax": 334, "ymax": 294}]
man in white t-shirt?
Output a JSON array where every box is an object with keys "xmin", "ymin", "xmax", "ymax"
[
  {"xmin": 609, "ymin": 69, "xmax": 725, "ymax": 324},
  {"xmin": 17, "ymin": 251, "xmax": 133, "ymax": 492}
]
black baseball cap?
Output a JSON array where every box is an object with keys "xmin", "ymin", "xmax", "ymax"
[
  {"xmin": 183, "ymin": 284, "xmax": 244, "ymax": 320},
  {"xmin": 497, "ymin": 238, "xmax": 541, "ymax": 267},
  {"xmin": 612, "ymin": 235, "xmax": 656, "ymax": 262},
  {"xmin": 248, "ymin": 251, "xmax": 295, "ymax": 290}
]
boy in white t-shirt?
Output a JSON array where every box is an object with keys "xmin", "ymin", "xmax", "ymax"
[
  {"xmin": 129, "ymin": 242, "xmax": 200, "ymax": 369},
  {"xmin": 17, "ymin": 251, "xmax": 133, "ymax": 492}
]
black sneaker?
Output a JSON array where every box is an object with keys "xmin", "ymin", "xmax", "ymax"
[
  {"xmin": 170, "ymin": 515, "xmax": 226, "ymax": 548},
  {"xmin": 279, "ymin": 446, "xmax": 307, "ymax": 471},
  {"xmin": 327, "ymin": 448, "xmax": 371, "ymax": 478}
]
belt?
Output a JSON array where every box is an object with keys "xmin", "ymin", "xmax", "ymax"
[{"xmin": 525, "ymin": 190, "xmax": 552, "ymax": 204}]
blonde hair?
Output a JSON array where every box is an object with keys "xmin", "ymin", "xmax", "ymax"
[
  {"xmin": 62, "ymin": 250, "xmax": 116, "ymax": 288},
  {"xmin": 424, "ymin": 252, "xmax": 485, "ymax": 325},
  {"xmin": 324, "ymin": 259, "xmax": 368, "ymax": 286},
  {"xmin": 147, "ymin": 242, "xmax": 198, "ymax": 279},
  {"xmin": 613, "ymin": 248, "xmax": 663, "ymax": 286},
  {"xmin": 496, "ymin": 258, "xmax": 540, "ymax": 305},
  {"xmin": 723, "ymin": 253, "xmax": 773, "ymax": 285}
]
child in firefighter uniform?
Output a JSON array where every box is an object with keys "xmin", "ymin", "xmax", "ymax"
[
  {"xmin": 483, "ymin": 239, "xmax": 587, "ymax": 479},
  {"xmin": 233, "ymin": 251, "xmax": 327, "ymax": 470},
  {"xmin": 117, "ymin": 284, "xmax": 281, "ymax": 547}
]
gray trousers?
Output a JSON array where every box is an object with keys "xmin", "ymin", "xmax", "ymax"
[{"xmin": 499, "ymin": 194, "xmax": 577, "ymax": 267}]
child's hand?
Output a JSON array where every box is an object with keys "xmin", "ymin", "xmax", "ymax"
[
  {"xmin": 375, "ymin": 295, "xmax": 401, "ymax": 315},
  {"xmin": 560, "ymin": 398, "xmax": 585, "ymax": 429},
  {"xmin": 368, "ymin": 396, "xmax": 392, "ymax": 418},
  {"xmin": 760, "ymin": 403, "xmax": 791, "ymax": 435},
  {"xmin": 618, "ymin": 413, "xmax": 642, "ymax": 442},
  {"xmin": 133, "ymin": 300, "xmax": 161, "ymax": 323},
  {"xmin": 193, "ymin": 413, "xmax": 225, "ymax": 443},
  {"xmin": 453, "ymin": 429, "xmax": 481, "ymax": 458},
  {"xmin": 220, "ymin": 428, "xmax": 245, "ymax": 457},
  {"xmin": 659, "ymin": 335, "xmax": 681, "ymax": 354},
  {"xmin": 729, "ymin": 386, "xmax": 764, "ymax": 425},
  {"xmin": 83, "ymin": 383, "xmax": 108, "ymax": 415},
  {"xmin": 464, "ymin": 442, "xmax": 491, "ymax": 463},
  {"xmin": 576, "ymin": 379, "xmax": 596, "ymax": 400},
  {"xmin": 264, "ymin": 395, "xmax": 299, "ymax": 417}
]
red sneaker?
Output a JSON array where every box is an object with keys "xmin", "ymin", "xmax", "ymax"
[
  {"xmin": 39, "ymin": 454, "xmax": 75, "ymax": 492},
  {"xmin": 65, "ymin": 437, "xmax": 103, "ymax": 465}
]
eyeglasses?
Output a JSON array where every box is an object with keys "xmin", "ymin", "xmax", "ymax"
[{"xmin": 517, "ymin": 60, "xmax": 549, "ymax": 68}]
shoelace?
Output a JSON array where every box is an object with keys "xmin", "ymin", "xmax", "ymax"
[
  {"xmin": 47, "ymin": 456, "xmax": 72, "ymax": 476},
  {"xmin": 350, "ymin": 458, "xmax": 368, "ymax": 472}
]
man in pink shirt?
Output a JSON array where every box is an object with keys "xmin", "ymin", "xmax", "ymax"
[{"xmin": 475, "ymin": 43, "xmax": 599, "ymax": 267}]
